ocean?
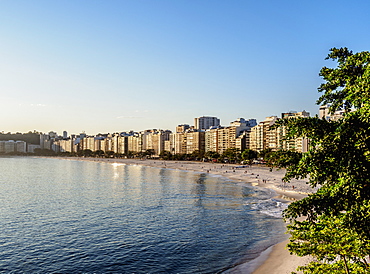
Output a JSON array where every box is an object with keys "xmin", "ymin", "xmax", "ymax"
[{"xmin": 0, "ymin": 157, "xmax": 287, "ymax": 273}]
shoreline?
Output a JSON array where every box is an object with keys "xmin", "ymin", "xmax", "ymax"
[{"xmin": 47, "ymin": 157, "xmax": 313, "ymax": 273}]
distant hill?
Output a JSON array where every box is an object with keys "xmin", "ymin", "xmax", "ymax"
[{"xmin": 0, "ymin": 132, "xmax": 40, "ymax": 145}]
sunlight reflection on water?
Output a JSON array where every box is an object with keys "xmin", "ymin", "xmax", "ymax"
[{"xmin": 0, "ymin": 157, "xmax": 287, "ymax": 273}]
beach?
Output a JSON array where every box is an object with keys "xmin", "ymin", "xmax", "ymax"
[{"xmin": 60, "ymin": 157, "xmax": 314, "ymax": 273}]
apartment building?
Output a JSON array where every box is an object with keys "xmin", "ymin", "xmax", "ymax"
[
  {"xmin": 319, "ymin": 105, "xmax": 345, "ymax": 121},
  {"xmin": 194, "ymin": 116, "xmax": 220, "ymax": 130},
  {"xmin": 83, "ymin": 136, "xmax": 97, "ymax": 151},
  {"xmin": 143, "ymin": 129, "xmax": 171, "ymax": 156},
  {"xmin": 250, "ymin": 112, "xmax": 310, "ymax": 153},
  {"xmin": 185, "ymin": 131, "xmax": 205, "ymax": 154},
  {"xmin": 280, "ymin": 111, "xmax": 310, "ymax": 152},
  {"xmin": 27, "ymin": 144, "xmax": 41, "ymax": 153},
  {"xmin": 54, "ymin": 138, "xmax": 75, "ymax": 153},
  {"xmin": 205, "ymin": 118, "xmax": 256, "ymax": 154},
  {"xmin": 172, "ymin": 132, "xmax": 187, "ymax": 154},
  {"xmin": 264, "ymin": 116, "xmax": 279, "ymax": 151},
  {"xmin": 111, "ymin": 133, "xmax": 129, "ymax": 155},
  {"xmin": 176, "ymin": 124, "xmax": 190, "ymax": 133},
  {"xmin": 205, "ymin": 126, "xmax": 220, "ymax": 153},
  {"xmin": 249, "ymin": 116, "xmax": 278, "ymax": 152},
  {"xmin": 0, "ymin": 140, "xmax": 27, "ymax": 153},
  {"xmin": 127, "ymin": 132, "xmax": 144, "ymax": 154}
]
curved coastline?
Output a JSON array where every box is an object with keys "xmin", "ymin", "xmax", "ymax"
[{"xmin": 47, "ymin": 157, "xmax": 313, "ymax": 273}]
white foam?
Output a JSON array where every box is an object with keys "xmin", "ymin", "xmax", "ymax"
[{"xmin": 248, "ymin": 199, "xmax": 288, "ymax": 218}]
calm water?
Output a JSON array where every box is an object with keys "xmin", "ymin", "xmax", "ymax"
[{"xmin": 0, "ymin": 157, "xmax": 287, "ymax": 273}]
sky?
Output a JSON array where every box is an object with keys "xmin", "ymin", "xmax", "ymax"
[{"xmin": 1, "ymin": 0, "xmax": 369, "ymax": 135}]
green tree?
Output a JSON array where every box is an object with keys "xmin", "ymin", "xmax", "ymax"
[
  {"xmin": 190, "ymin": 150, "xmax": 205, "ymax": 160},
  {"xmin": 125, "ymin": 151, "xmax": 135, "ymax": 158},
  {"xmin": 33, "ymin": 148, "xmax": 56, "ymax": 156},
  {"xmin": 274, "ymin": 48, "xmax": 370, "ymax": 273},
  {"xmin": 144, "ymin": 149, "xmax": 155, "ymax": 158},
  {"xmin": 265, "ymin": 149, "xmax": 301, "ymax": 168},
  {"xmin": 105, "ymin": 150, "xmax": 114, "ymax": 158},
  {"xmin": 81, "ymin": 149, "xmax": 93, "ymax": 157},
  {"xmin": 94, "ymin": 150, "xmax": 105, "ymax": 157},
  {"xmin": 241, "ymin": 149, "xmax": 258, "ymax": 164},
  {"xmin": 288, "ymin": 214, "xmax": 370, "ymax": 273},
  {"xmin": 172, "ymin": 153, "xmax": 186, "ymax": 160},
  {"xmin": 135, "ymin": 151, "xmax": 146, "ymax": 159},
  {"xmin": 159, "ymin": 150, "xmax": 172, "ymax": 160},
  {"xmin": 204, "ymin": 151, "xmax": 220, "ymax": 161},
  {"xmin": 0, "ymin": 132, "xmax": 41, "ymax": 145},
  {"xmin": 257, "ymin": 148, "xmax": 272, "ymax": 160},
  {"xmin": 221, "ymin": 148, "xmax": 241, "ymax": 163}
]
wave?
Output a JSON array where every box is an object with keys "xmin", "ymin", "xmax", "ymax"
[{"xmin": 247, "ymin": 198, "xmax": 288, "ymax": 218}]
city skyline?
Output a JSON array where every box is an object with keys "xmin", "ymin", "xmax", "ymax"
[
  {"xmin": 1, "ymin": 1, "xmax": 369, "ymax": 134},
  {"xmin": 1, "ymin": 112, "xmax": 299, "ymax": 136}
]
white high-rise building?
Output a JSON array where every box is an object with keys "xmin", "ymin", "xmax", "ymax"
[
  {"xmin": 194, "ymin": 116, "xmax": 220, "ymax": 130},
  {"xmin": 319, "ymin": 105, "xmax": 344, "ymax": 121}
]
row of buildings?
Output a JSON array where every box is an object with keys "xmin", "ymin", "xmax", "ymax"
[
  {"xmin": 47, "ymin": 112, "xmax": 311, "ymax": 156},
  {"xmin": 2, "ymin": 106, "xmax": 346, "ymax": 155},
  {"xmin": 0, "ymin": 140, "xmax": 41, "ymax": 154},
  {"xmin": 250, "ymin": 111, "xmax": 310, "ymax": 153}
]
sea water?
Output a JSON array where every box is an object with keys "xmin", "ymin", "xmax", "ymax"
[{"xmin": 0, "ymin": 157, "xmax": 287, "ymax": 273}]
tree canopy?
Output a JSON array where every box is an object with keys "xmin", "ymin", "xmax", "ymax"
[{"xmin": 274, "ymin": 48, "xmax": 370, "ymax": 273}]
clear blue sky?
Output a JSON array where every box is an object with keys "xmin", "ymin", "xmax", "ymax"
[{"xmin": 1, "ymin": 0, "xmax": 369, "ymax": 135}]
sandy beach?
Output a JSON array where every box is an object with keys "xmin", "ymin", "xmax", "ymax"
[{"xmin": 59, "ymin": 157, "xmax": 314, "ymax": 273}]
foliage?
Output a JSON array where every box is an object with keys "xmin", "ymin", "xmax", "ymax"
[
  {"xmin": 272, "ymin": 48, "xmax": 370, "ymax": 273},
  {"xmin": 221, "ymin": 148, "xmax": 241, "ymax": 162},
  {"xmin": 144, "ymin": 149, "xmax": 155, "ymax": 157},
  {"xmin": 94, "ymin": 150, "xmax": 105, "ymax": 157},
  {"xmin": 33, "ymin": 148, "xmax": 56, "ymax": 156},
  {"xmin": 288, "ymin": 214, "xmax": 370, "ymax": 273},
  {"xmin": 191, "ymin": 149, "xmax": 205, "ymax": 160},
  {"xmin": 104, "ymin": 150, "xmax": 114, "ymax": 158},
  {"xmin": 77, "ymin": 149, "xmax": 93, "ymax": 157},
  {"xmin": 159, "ymin": 150, "xmax": 173, "ymax": 160},
  {"xmin": 57, "ymin": 151, "xmax": 72, "ymax": 157},
  {"xmin": 241, "ymin": 149, "xmax": 257, "ymax": 164},
  {"xmin": 258, "ymin": 148, "xmax": 272, "ymax": 160},
  {"xmin": 265, "ymin": 150, "xmax": 301, "ymax": 168},
  {"xmin": 204, "ymin": 151, "xmax": 220, "ymax": 160},
  {"xmin": 0, "ymin": 132, "xmax": 40, "ymax": 145}
]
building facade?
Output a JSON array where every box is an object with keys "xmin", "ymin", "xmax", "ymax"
[{"xmin": 194, "ymin": 116, "xmax": 220, "ymax": 130}]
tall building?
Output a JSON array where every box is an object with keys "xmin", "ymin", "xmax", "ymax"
[
  {"xmin": 111, "ymin": 133, "xmax": 129, "ymax": 154},
  {"xmin": 282, "ymin": 110, "xmax": 310, "ymax": 119},
  {"xmin": 127, "ymin": 132, "xmax": 144, "ymax": 154},
  {"xmin": 0, "ymin": 140, "xmax": 27, "ymax": 153},
  {"xmin": 205, "ymin": 126, "xmax": 221, "ymax": 153},
  {"xmin": 194, "ymin": 116, "xmax": 220, "ymax": 130},
  {"xmin": 249, "ymin": 116, "xmax": 278, "ymax": 153},
  {"xmin": 319, "ymin": 105, "xmax": 344, "ymax": 121},
  {"xmin": 143, "ymin": 129, "xmax": 172, "ymax": 156},
  {"xmin": 205, "ymin": 118, "xmax": 256, "ymax": 154},
  {"xmin": 176, "ymin": 124, "xmax": 190, "ymax": 133},
  {"xmin": 249, "ymin": 112, "xmax": 310, "ymax": 153},
  {"xmin": 280, "ymin": 111, "xmax": 310, "ymax": 152},
  {"xmin": 185, "ymin": 130, "xmax": 205, "ymax": 154},
  {"xmin": 172, "ymin": 132, "xmax": 187, "ymax": 154}
]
